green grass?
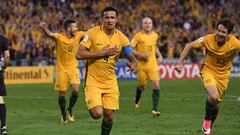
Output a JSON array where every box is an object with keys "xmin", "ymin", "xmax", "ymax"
[{"xmin": 5, "ymin": 78, "xmax": 240, "ymax": 135}]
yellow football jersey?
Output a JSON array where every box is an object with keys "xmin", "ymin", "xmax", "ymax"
[
  {"xmin": 80, "ymin": 26, "xmax": 130, "ymax": 89},
  {"xmin": 54, "ymin": 31, "xmax": 85, "ymax": 71},
  {"xmin": 193, "ymin": 34, "xmax": 240, "ymax": 78},
  {"xmin": 131, "ymin": 31, "xmax": 159, "ymax": 70}
]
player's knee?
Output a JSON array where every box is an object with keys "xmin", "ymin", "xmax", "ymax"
[
  {"xmin": 72, "ymin": 90, "xmax": 79, "ymax": 96},
  {"xmin": 138, "ymin": 85, "xmax": 145, "ymax": 91},
  {"xmin": 72, "ymin": 88, "xmax": 79, "ymax": 94},
  {"xmin": 152, "ymin": 80, "xmax": 160, "ymax": 89},
  {"xmin": 207, "ymin": 87, "xmax": 219, "ymax": 105},
  {"xmin": 152, "ymin": 84, "xmax": 160, "ymax": 89},
  {"xmin": 59, "ymin": 91, "xmax": 66, "ymax": 97},
  {"xmin": 71, "ymin": 84, "xmax": 80, "ymax": 93},
  {"xmin": 90, "ymin": 109, "xmax": 103, "ymax": 119},
  {"xmin": 73, "ymin": 86, "xmax": 80, "ymax": 91}
]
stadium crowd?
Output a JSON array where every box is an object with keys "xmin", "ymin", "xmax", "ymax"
[{"xmin": 0, "ymin": 0, "xmax": 239, "ymax": 66}]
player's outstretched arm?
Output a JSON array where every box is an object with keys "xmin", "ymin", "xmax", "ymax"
[
  {"xmin": 132, "ymin": 49, "xmax": 149, "ymax": 61},
  {"xmin": 76, "ymin": 45, "xmax": 118, "ymax": 60},
  {"xmin": 175, "ymin": 42, "xmax": 195, "ymax": 72},
  {"xmin": 39, "ymin": 22, "xmax": 56, "ymax": 38}
]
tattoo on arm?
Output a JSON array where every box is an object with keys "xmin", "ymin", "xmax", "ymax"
[{"xmin": 126, "ymin": 52, "xmax": 137, "ymax": 62}]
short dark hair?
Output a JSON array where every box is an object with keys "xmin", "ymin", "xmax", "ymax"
[
  {"xmin": 217, "ymin": 19, "xmax": 233, "ymax": 33},
  {"xmin": 101, "ymin": 7, "xmax": 118, "ymax": 18},
  {"xmin": 64, "ymin": 20, "xmax": 76, "ymax": 30}
]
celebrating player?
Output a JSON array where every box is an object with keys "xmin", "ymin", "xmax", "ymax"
[
  {"xmin": 175, "ymin": 19, "xmax": 240, "ymax": 135},
  {"xmin": 76, "ymin": 7, "xmax": 137, "ymax": 135},
  {"xmin": 131, "ymin": 17, "xmax": 162, "ymax": 116},
  {"xmin": 39, "ymin": 20, "xmax": 85, "ymax": 123}
]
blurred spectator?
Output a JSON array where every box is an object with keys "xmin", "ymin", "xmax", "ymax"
[{"xmin": 0, "ymin": 0, "xmax": 240, "ymax": 66}]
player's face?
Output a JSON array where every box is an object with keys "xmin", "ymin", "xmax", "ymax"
[
  {"xmin": 68, "ymin": 23, "xmax": 78, "ymax": 36},
  {"xmin": 142, "ymin": 18, "xmax": 153, "ymax": 32},
  {"xmin": 102, "ymin": 11, "xmax": 117, "ymax": 30},
  {"xmin": 216, "ymin": 24, "xmax": 228, "ymax": 43}
]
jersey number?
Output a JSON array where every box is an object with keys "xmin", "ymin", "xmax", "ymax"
[
  {"xmin": 148, "ymin": 45, "xmax": 153, "ymax": 51},
  {"xmin": 67, "ymin": 46, "xmax": 73, "ymax": 53},
  {"xmin": 216, "ymin": 58, "xmax": 225, "ymax": 64}
]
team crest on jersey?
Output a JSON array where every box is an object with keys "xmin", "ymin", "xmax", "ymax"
[
  {"xmin": 82, "ymin": 34, "xmax": 89, "ymax": 42},
  {"xmin": 198, "ymin": 37, "xmax": 203, "ymax": 43},
  {"xmin": 96, "ymin": 43, "xmax": 102, "ymax": 46},
  {"xmin": 225, "ymin": 50, "xmax": 235, "ymax": 56}
]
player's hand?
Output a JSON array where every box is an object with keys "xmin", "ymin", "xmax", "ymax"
[
  {"xmin": 174, "ymin": 63, "xmax": 183, "ymax": 72},
  {"xmin": 127, "ymin": 61, "xmax": 137, "ymax": 72},
  {"xmin": 39, "ymin": 22, "xmax": 47, "ymax": 29},
  {"xmin": 101, "ymin": 45, "xmax": 119, "ymax": 56},
  {"xmin": 157, "ymin": 57, "xmax": 162, "ymax": 65}
]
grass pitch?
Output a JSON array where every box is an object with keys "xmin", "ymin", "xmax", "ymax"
[{"xmin": 5, "ymin": 78, "xmax": 240, "ymax": 135}]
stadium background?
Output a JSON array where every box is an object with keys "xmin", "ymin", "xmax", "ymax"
[{"xmin": 0, "ymin": 0, "xmax": 240, "ymax": 135}]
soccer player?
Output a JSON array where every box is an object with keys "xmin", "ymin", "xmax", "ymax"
[
  {"xmin": 39, "ymin": 20, "xmax": 85, "ymax": 123},
  {"xmin": 76, "ymin": 7, "xmax": 137, "ymax": 135},
  {"xmin": 131, "ymin": 17, "xmax": 162, "ymax": 116},
  {"xmin": 175, "ymin": 19, "xmax": 240, "ymax": 135},
  {"xmin": 0, "ymin": 34, "xmax": 10, "ymax": 135}
]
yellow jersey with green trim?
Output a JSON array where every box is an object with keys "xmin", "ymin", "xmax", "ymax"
[
  {"xmin": 54, "ymin": 31, "xmax": 85, "ymax": 71},
  {"xmin": 131, "ymin": 31, "xmax": 159, "ymax": 70},
  {"xmin": 80, "ymin": 26, "xmax": 130, "ymax": 88},
  {"xmin": 193, "ymin": 34, "xmax": 240, "ymax": 78}
]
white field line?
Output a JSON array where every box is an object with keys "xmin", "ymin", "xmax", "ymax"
[{"xmin": 6, "ymin": 94, "xmax": 240, "ymax": 101}]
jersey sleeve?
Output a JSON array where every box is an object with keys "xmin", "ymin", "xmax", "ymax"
[
  {"xmin": 192, "ymin": 36, "xmax": 207, "ymax": 48},
  {"xmin": 232, "ymin": 36, "xmax": 240, "ymax": 50},
  {"xmin": 79, "ymin": 31, "xmax": 86, "ymax": 38},
  {"xmin": 80, "ymin": 31, "xmax": 92, "ymax": 49},
  {"xmin": 130, "ymin": 34, "xmax": 139, "ymax": 48},
  {"xmin": 77, "ymin": 31, "xmax": 86, "ymax": 43},
  {"xmin": 120, "ymin": 34, "xmax": 131, "ymax": 47}
]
